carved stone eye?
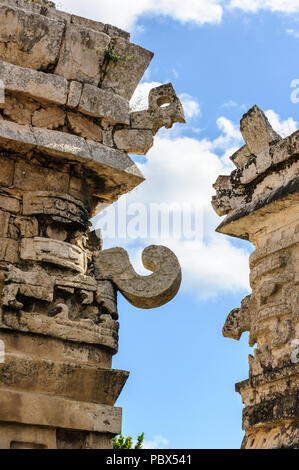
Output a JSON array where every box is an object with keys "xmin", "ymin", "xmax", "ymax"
[{"xmin": 157, "ymin": 96, "xmax": 172, "ymax": 108}]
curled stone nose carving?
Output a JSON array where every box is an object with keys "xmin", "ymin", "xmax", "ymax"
[{"xmin": 95, "ymin": 245, "xmax": 182, "ymax": 309}]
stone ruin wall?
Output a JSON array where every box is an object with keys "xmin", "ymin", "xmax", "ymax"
[
  {"xmin": 0, "ymin": 0, "xmax": 297, "ymax": 451},
  {"xmin": 212, "ymin": 106, "xmax": 299, "ymax": 449},
  {"xmin": 0, "ymin": 0, "xmax": 184, "ymax": 449}
]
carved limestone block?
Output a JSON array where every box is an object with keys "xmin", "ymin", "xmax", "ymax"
[
  {"xmin": 0, "ymin": 310, "xmax": 119, "ymax": 352},
  {"xmin": 32, "ymin": 107, "xmax": 66, "ymax": 130},
  {"xmin": 114, "ymin": 129, "xmax": 153, "ymax": 155},
  {"xmin": 230, "ymin": 145, "xmax": 252, "ymax": 168},
  {"xmin": 0, "ymin": 191, "xmax": 20, "ymax": 214},
  {"xmin": 0, "ymin": 60, "xmax": 68, "ymax": 106},
  {"xmin": 96, "ymin": 281, "xmax": 118, "ymax": 319},
  {"xmin": 9, "ymin": 216, "xmax": 39, "ymax": 239},
  {"xmin": 78, "ymin": 84, "xmax": 130, "ymax": 125},
  {"xmin": 54, "ymin": 24, "xmax": 110, "ymax": 85},
  {"xmin": 80, "ymin": 290, "xmax": 94, "ymax": 306},
  {"xmin": 0, "ymin": 5, "xmax": 65, "ymax": 70},
  {"xmin": 240, "ymin": 105, "xmax": 281, "ymax": 156},
  {"xmin": 213, "ymin": 105, "xmax": 299, "ymax": 448},
  {"xmin": 0, "ymin": 238, "xmax": 19, "ymax": 263},
  {"xmin": 22, "ymin": 192, "xmax": 89, "ymax": 229},
  {"xmin": 95, "ymin": 245, "xmax": 181, "ymax": 309},
  {"xmin": 131, "ymin": 83, "xmax": 185, "ymax": 135},
  {"xmin": 212, "ymin": 175, "xmax": 245, "ymax": 216},
  {"xmin": 0, "ymin": 210, "xmax": 10, "ymax": 238},
  {"xmin": 101, "ymin": 37, "xmax": 154, "ymax": 101},
  {"xmin": 55, "ymin": 274, "xmax": 97, "ymax": 293},
  {"xmin": 67, "ymin": 81, "xmax": 83, "ymax": 109},
  {"xmin": 223, "ymin": 295, "xmax": 252, "ymax": 340},
  {"xmin": 67, "ymin": 113, "xmax": 103, "ymax": 143},
  {"xmin": 271, "ymin": 319, "xmax": 293, "ymax": 347},
  {"xmin": 0, "ymin": 1, "xmax": 186, "ymax": 449},
  {"xmin": 20, "ymin": 237, "xmax": 87, "ymax": 274},
  {"xmin": 2, "ymin": 265, "xmax": 54, "ymax": 309},
  {"xmin": 260, "ymin": 281, "xmax": 278, "ymax": 301}
]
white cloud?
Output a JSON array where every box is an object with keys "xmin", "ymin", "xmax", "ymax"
[
  {"xmin": 130, "ymin": 81, "xmax": 162, "ymax": 112},
  {"xmin": 179, "ymin": 93, "xmax": 201, "ymax": 119},
  {"xmin": 229, "ymin": 0, "xmax": 299, "ymax": 13},
  {"xmin": 61, "ymin": 0, "xmax": 299, "ymax": 32},
  {"xmin": 94, "ymin": 114, "xmax": 251, "ymax": 299},
  {"xmin": 60, "ymin": 0, "xmax": 299, "ymax": 31},
  {"xmin": 265, "ymin": 109, "xmax": 298, "ymax": 138},
  {"xmin": 60, "ymin": 0, "xmax": 223, "ymax": 31},
  {"xmin": 211, "ymin": 116, "xmax": 243, "ymax": 151},
  {"xmin": 222, "ymin": 100, "xmax": 238, "ymax": 108},
  {"xmin": 286, "ymin": 28, "xmax": 299, "ymax": 38}
]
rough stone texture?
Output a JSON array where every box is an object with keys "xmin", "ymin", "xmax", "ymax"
[
  {"xmin": 240, "ymin": 105, "xmax": 281, "ymax": 156},
  {"xmin": 67, "ymin": 112, "xmax": 102, "ymax": 142},
  {"xmin": 95, "ymin": 246, "xmax": 182, "ymax": 309},
  {"xmin": 71, "ymin": 14, "xmax": 106, "ymax": 33},
  {"xmin": 79, "ymin": 84, "xmax": 130, "ymax": 125},
  {"xmin": 0, "ymin": 120, "xmax": 144, "ymax": 201},
  {"xmin": 0, "ymin": 60, "xmax": 68, "ymax": 105},
  {"xmin": 114, "ymin": 129, "xmax": 153, "ymax": 154},
  {"xmin": 32, "ymin": 107, "xmax": 66, "ymax": 129},
  {"xmin": 101, "ymin": 37, "xmax": 154, "ymax": 100},
  {"xmin": 0, "ymin": 0, "xmax": 184, "ymax": 450},
  {"xmin": 55, "ymin": 24, "xmax": 110, "ymax": 85},
  {"xmin": 212, "ymin": 105, "xmax": 299, "ymax": 449},
  {"xmin": 67, "ymin": 81, "xmax": 83, "ymax": 109},
  {"xmin": 131, "ymin": 83, "xmax": 186, "ymax": 135}
]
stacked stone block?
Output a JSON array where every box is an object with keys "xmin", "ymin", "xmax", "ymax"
[{"xmin": 212, "ymin": 105, "xmax": 299, "ymax": 449}]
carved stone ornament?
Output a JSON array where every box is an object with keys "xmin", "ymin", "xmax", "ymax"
[
  {"xmin": 95, "ymin": 245, "xmax": 182, "ymax": 309},
  {"xmin": 212, "ymin": 105, "xmax": 299, "ymax": 449},
  {"xmin": 0, "ymin": 0, "xmax": 184, "ymax": 450}
]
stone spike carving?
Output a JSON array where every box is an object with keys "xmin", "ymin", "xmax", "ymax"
[
  {"xmin": 212, "ymin": 105, "xmax": 299, "ymax": 449},
  {"xmin": 95, "ymin": 246, "xmax": 182, "ymax": 309},
  {"xmin": 0, "ymin": 0, "xmax": 184, "ymax": 449}
]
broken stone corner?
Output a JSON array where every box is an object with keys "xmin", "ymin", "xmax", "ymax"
[
  {"xmin": 212, "ymin": 104, "xmax": 299, "ymax": 449},
  {"xmin": 0, "ymin": 0, "xmax": 184, "ymax": 450}
]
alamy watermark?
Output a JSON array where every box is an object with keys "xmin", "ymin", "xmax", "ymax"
[
  {"xmin": 95, "ymin": 197, "xmax": 204, "ymax": 243},
  {"xmin": 0, "ymin": 340, "xmax": 4, "ymax": 364},
  {"xmin": 290, "ymin": 79, "xmax": 299, "ymax": 104}
]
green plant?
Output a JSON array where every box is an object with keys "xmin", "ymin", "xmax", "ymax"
[
  {"xmin": 105, "ymin": 49, "xmax": 121, "ymax": 64},
  {"xmin": 113, "ymin": 433, "xmax": 144, "ymax": 449}
]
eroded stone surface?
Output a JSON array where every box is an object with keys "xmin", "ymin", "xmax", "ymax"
[
  {"xmin": 131, "ymin": 83, "xmax": 186, "ymax": 135},
  {"xmin": 101, "ymin": 37, "xmax": 153, "ymax": 100},
  {"xmin": 67, "ymin": 81, "xmax": 83, "ymax": 108},
  {"xmin": 79, "ymin": 84, "xmax": 130, "ymax": 125},
  {"xmin": 0, "ymin": 0, "xmax": 184, "ymax": 450},
  {"xmin": 0, "ymin": 4, "xmax": 64, "ymax": 70},
  {"xmin": 95, "ymin": 245, "xmax": 182, "ymax": 309},
  {"xmin": 0, "ymin": 61, "xmax": 68, "ymax": 105},
  {"xmin": 55, "ymin": 24, "xmax": 110, "ymax": 85},
  {"xmin": 212, "ymin": 105, "xmax": 299, "ymax": 449},
  {"xmin": 114, "ymin": 129, "xmax": 153, "ymax": 155}
]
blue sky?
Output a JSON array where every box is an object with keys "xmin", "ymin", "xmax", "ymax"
[{"xmin": 62, "ymin": 0, "xmax": 299, "ymax": 449}]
